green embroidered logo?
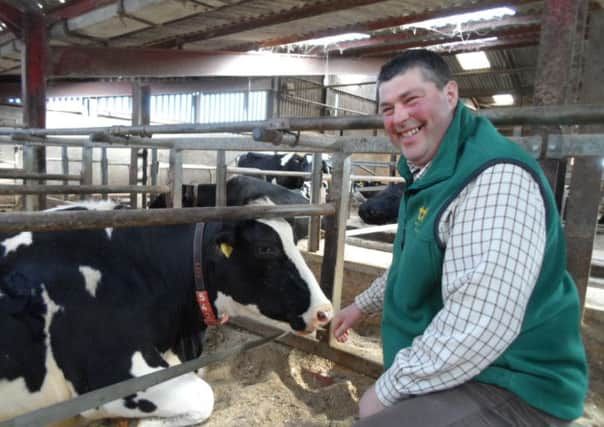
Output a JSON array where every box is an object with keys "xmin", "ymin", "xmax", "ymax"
[{"xmin": 417, "ymin": 207, "xmax": 429, "ymax": 222}]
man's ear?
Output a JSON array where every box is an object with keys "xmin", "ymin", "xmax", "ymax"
[{"xmin": 445, "ymin": 80, "xmax": 459, "ymax": 107}]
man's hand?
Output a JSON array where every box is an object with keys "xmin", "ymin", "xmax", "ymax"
[
  {"xmin": 332, "ymin": 303, "xmax": 364, "ymax": 342},
  {"xmin": 359, "ymin": 384, "xmax": 386, "ymax": 418}
]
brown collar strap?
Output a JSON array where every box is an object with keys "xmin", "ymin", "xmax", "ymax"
[{"xmin": 193, "ymin": 223, "xmax": 228, "ymax": 326}]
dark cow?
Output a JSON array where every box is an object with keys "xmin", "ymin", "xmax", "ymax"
[
  {"xmin": 236, "ymin": 152, "xmax": 311, "ymax": 190},
  {"xmin": 149, "ymin": 177, "xmax": 311, "ymax": 242},
  {"xmin": 358, "ymin": 182, "xmax": 405, "ymax": 225},
  {"xmin": 0, "ymin": 179, "xmax": 332, "ymax": 425}
]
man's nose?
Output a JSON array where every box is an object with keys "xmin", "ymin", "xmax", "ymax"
[{"xmin": 393, "ymin": 104, "xmax": 409, "ymax": 123}]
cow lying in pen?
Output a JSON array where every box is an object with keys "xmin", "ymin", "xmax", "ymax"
[{"xmin": 0, "ymin": 177, "xmax": 333, "ymax": 426}]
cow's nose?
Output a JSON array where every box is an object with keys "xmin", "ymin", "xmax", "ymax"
[{"xmin": 315, "ymin": 304, "xmax": 333, "ymax": 325}]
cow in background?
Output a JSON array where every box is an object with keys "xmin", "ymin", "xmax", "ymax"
[
  {"xmin": 358, "ymin": 182, "xmax": 405, "ymax": 225},
  {"xmin": 0, "ymin": 176, "xmax": 332, "ymax": 425},
  {"xmin": 148, "ymin": 177, "xmax": 311, "ymax": 242},
  {"xmin": 236, "ymin": 152, "xmax": 311, "ymax": 190}
]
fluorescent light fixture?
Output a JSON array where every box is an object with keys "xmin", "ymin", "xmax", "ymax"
[
  {"xmin": 294, "ymin": 33, "xmax": 370, "ymax": 46},
  {"xmin": 492, "ymin": 94, "xmax": 515, "ymax": 106},
  {"xmin": 432, "ymin": 36, "xmax": 498, "ymax": 50},
  {"xmin": 402, "ymin": 7, "xmax": 516, "ymax": 30},
  {"xmin": 456, "ymin": 51, "xmax": 491, "ymax": 70}
]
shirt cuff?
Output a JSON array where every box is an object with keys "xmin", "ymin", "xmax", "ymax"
[{"xmin": 375, "ymin": 368, "xmax": 411, "ymax": 406}]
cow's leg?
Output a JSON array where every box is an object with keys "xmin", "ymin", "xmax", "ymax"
[{"xmin": 81, "ymin": 352, "xmax": 213, "ymax": 427}]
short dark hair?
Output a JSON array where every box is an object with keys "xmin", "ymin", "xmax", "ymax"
[{"xmin": 377, "ymin": 49, "xmax": 452, "ymax": 89}]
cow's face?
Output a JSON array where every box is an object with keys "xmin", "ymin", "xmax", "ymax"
[
  {"xmin": 210, "ymin": 200, "xmax": 332, "ymax": 334},
  {"xmin": 358, "ymin": 183, "xmax": 405, "ymax": 225}
]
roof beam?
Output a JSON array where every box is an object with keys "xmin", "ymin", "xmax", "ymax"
[
  {"xmin": 236, "ymin": 0, "xmax": 536, "ymax": 50},
  {"xmin": 46, "ymin": 0, "xmax": 117, "ymax": 24},
  {"xmin": 0, "ymin": 3, "xmax": 23, "ymax": 38},
  {"xmin": 49, "ymin": 46, "xmax": 386, "ymax": 78},
  {"xmin": 147, "ymin": 0, "xmax": 388, "ymax": 48}
]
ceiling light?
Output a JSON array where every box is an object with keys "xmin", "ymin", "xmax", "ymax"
[
  {"xmin": 492, "ymin": 94, "xmax": 514, "ymax": 106},
  {"xmin": 456, "ymin": 51, "xmax": 491, "ymax": 70},
  {"xmin": 293, "ymin": 33, "xmax": 370, "ymax": 46},
  {"xmin": 402, "ymin": 7, "xmax": 516, "ymax": 30}
]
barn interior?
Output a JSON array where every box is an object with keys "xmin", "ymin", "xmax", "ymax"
[{"xmin": 0, "ymin": 0, "xmax": 603, "ymax": 426}]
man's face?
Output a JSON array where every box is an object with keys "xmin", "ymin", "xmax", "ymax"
[{"xmin": 379, "ymin": 67, "xmax": 458, "ymax": 166}]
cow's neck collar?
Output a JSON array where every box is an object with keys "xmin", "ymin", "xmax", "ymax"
[{"xmin": 193, "ymin": 223, "xmax": 228, "ymax": 326}]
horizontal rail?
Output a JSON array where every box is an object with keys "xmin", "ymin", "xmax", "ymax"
[
  {"xmin": 0, "ymin": 105, "xmax": 602, "ymax": 137},
  {"xmin": 0, "ymin": 203, "xmax": 335, "ymax": 233},
  {"xmin": 0, "ymin": 169, "xmax": 81, "ymax": 181},
  {"xmin": 0, "ymin": 185, "xmax": 170, "ymax": 195},
  {"xmin": 0, "ymin": 332, "xmax": 282, "ymax": 427}
]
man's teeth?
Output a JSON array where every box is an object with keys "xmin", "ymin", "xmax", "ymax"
[{"xmin": 401, "ymin": 127, "xmax": 420, "ymax": 137}]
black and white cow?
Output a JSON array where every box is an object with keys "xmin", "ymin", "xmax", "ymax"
[
  {"xmin": 236, "ymin": 152, "xmax": 312, "ymax": 190},
  {"xmin": 148, "ymin": 177, "xmax": 311, "ymax": 242},
  {"xmin": 358, "ymin": 182, "xmax": 405, "ymax": 225},
  {"xmin": 0, "ymin": 179, "xmax": 332, "ymax": 425}
]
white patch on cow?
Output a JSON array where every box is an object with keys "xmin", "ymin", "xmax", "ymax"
[
  {"xmin": 1, "ymin": 232, "xmax": 32, "ymax": 256},
  {"xmin": 279, "ymin": 152, "xmax": 294, "ymax": 167},
  {"xmin": 247, "ymin": 197, "xmax": 333, "ymax": 331},
  {"xmin": 105, "ymin": 228, "xmax": 113, "ymax": 239},
  {"xmin": 81, "ymin": 352, "xmax": 214, "ymax": 425},
  {"xmin": 78, "ymin": 265, "xmax": 102, "ymax": 297},
  {"xmin": 45, "ymin": 200, "xmax": 120, "ymax": 212},
  {"xmin": 0, "ymin": 286, "xmax": 77, "ymax": 420},
  {"xmin": 215, "ymin": 291, "xmax": 263, "ymax": 319}
]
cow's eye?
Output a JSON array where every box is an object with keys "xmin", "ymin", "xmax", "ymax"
[{"xmin": 255, "ymin": 244, "xmax": 279, "ymax": 259}]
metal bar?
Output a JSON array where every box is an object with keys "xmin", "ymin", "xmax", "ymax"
[
  {"xmin": 61, "ymin": 145, "xmax": 70, "ymax": 200},
  {"xmin": 100, "ymin": 147, "xmax": 108, "ymax": 200},
  {"xmin": 168, "ymin": 148, "xmax": 183, "ymax": 208},
  {"xmin": 0, "ymin": 332, "xmax": 283, "ymax": 427},
  {"xmin": 80, "ymin": 144, "xmax": 93, "ymax": 201},
  {"xmin": 308, "ymin": 153, "xmax": 322, "ymax": 252},
  {"xmin": 2, "ymin": 105, "xmax": 603, "ymax": 136},
  {"xmin": 0, "ymin": 185, "xmax": 169, "ymax": 195},
  {"xmin": 230, "ymin": 317, "xmax": 382, "ymax": 379},
  {"xmin": 0, "ymin": 3, "xmax": 23, "ymax": 37},
  {"xmin": 346, "ymin": 236, "xmax": 393, "ymax": 253},
  {"xmin": 0, "ymin": 203, "xmax": 335, "ymax": 233},
  {"xmin": 22, "ymin": 11, "xmax": 48, "ymax": 210},
  {"xmin": 0, "ymin": 169, "xmax": 80, "ymax": 181},
  {"xmin": 215, "ymin": 150, "xmax": 227, "ymax": 207}
]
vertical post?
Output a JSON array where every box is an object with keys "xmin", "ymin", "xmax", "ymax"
[
  {"xmin": 131, "ymin": 83, "xmax": 151, "ymax": 208},
  {"xmin": 308, "ymin": 152, "xmax": 323, "ymax": 252},
  {"xmin": 215, "ymin": 149, "xmax": 227, "ymax": 207},
  {"xmin": 22, "ymin": 144, "xmax": 34, "ymax": 211},
  {"xmin": 320, "ymin": 152, "xmax": 352, "ymax": 344},
  {"xmin": 80, "ymin": 143, "xmax": 93, "ymax": 201},
  {"xmin": 168, "ymin": 148, "xmax": 183, "ymax": 208},
  {"xmin": 267, "ymin": 77, "xmax": 281, "ymax": 119},
  {"xmin": 532, "ymin": 0, "xmax": 587, "ymax": 210},
  {"xmin": 61, "ymin": 145, "xmax": 69, "ymax": 200},
  {"xmin": 100, "ymin": 147, "xmax": 108, "ymax": 201},
  {"xmin": 21, "ymin": 11, "xmax": 47, "ymax": 210},
  {"xmin": 564, "ymin": 8, "xmax": 604, "ymax": 313}
]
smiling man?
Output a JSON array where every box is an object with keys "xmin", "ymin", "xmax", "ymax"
[{"xmin": 332, "ymin": 49, "xmax": 588, "ymax": 426}]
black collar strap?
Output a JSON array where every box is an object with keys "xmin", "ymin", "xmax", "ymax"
[{"xmin": 193, "ymin": 223, "xmax": 228, "ymax": 326}]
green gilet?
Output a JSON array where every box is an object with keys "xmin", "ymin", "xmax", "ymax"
[{"xmin": 382, "ymin": 102, "xmax": 588, "ymax": 420}]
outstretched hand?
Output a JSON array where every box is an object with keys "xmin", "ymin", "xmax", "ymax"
[
  {"xmin": 332, "ymin": 303, "xmax": 364, "ymax": 342},
  {"xmin": 359, "ymin": 384, "xmax": 386, "ymax": 418}
]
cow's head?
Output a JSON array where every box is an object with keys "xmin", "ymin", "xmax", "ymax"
[
  {"xmin": 207, "ymin": 197, "xmax": 332, "ymax": 334},
  {"xmin": 358, "ymin": 182, "xmax": 405, "ymax": 225},
  {"xmin": 276, "ymin": 153, "xmax": 310, "ymax": 189}
]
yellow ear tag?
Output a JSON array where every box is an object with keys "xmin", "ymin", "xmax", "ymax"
[{"xmin": 220, "ymin": 243, "xmax": 233, "ymax": 258}]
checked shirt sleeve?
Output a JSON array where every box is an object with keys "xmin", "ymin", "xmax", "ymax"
[
  {"xmin": 375, "ymin": 163, "xmax": 547, "ymax": 406},
  {"xmin": 354, "ymin": 268, "xmax": 389, "ymax": 314}
]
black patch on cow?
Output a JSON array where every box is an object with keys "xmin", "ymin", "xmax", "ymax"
[
  {"xmin": 0, "ymin": 267, "xmax": 47, "ymax": 392},
  {"xmin": 358, "ymin": 182, "xmax": 405, "ymax": 225},
  {"xmin": 124, "ymin": 393, "xmax": 157, "ymax": 413},
  {"xmin": 237, "ymin": 152, "xmax": 311, "ymax": 189}
]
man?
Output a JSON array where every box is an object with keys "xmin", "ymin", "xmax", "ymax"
[{"xmin": 332, "ymin": 49, "xmax": 588, "ymax": 426}]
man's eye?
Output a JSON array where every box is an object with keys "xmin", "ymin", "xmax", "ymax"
[{"xmin": 381, "ymin": 107, "xmax": 393, "ymax": 115}]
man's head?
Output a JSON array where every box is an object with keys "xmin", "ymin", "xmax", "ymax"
[{"xmin": 378, "ymin": 49, "xmax": 459, "ymax": 166}]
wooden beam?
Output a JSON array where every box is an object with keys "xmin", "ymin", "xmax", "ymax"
[
  {"xmin": 49, "ymin": 46, "xmax": 385, "ymax": 78},
  {"xmin": 0, "ymin": 3, "xmax": 23, "ymax": 38}
]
